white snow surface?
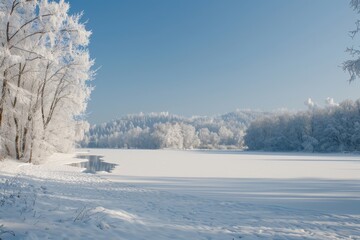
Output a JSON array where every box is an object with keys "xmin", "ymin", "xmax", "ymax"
[{"xmin": 1, "ymin": 149, "xmax": 360, "ymax": 239}]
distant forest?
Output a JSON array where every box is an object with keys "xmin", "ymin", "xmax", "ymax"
[
  {"xmin": 80, "ymin": 110, "xmax": 270, "ymax": 149},
  {"xmin": 81, "ymin": 99, "xmax": 360, "ymax": 153},
  {"xmin": 245, "ymin": 99, "xmax": 360, "ymax": 152}
]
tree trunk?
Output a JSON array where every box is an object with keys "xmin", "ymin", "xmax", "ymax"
[
  {"xmin": 14, "ymin": 117, "xmax": 20, "ymax": 159},
  {"xmin": 13, "ymin": 64, "xmax": 25, "ymax": 160},
  {"xmin": 0, "ymin": 74, "xmax": 8, "ymax": 128}
]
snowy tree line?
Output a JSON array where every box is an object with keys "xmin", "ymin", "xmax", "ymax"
[
  {"xmin": 83, "ymin": 99, "xmax": 360, "ymax": 153},
  {"xmin": 245, "ymin": 99, "xmax": 360, "ymax": 152},
  {"xmin": 0, "ymin": 0, "xmax": 93, "ymax": 162},
  {"xmin": 80, "ymin": 111, "xmax": 270, "ymax": 149}
]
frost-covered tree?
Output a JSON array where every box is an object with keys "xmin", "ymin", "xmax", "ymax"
[
  {"xmin": 343, "ymin": 0, "xmax": 360, "ymax": 81},
  {"xmin": 0, "ymin": 0, "xmax": 93, "ymax": 162},
  {"xmin": 152, "ymin": 123, "xmax": 184, "ymax": 149},
  {"xmin": 218, "ymin": 126, "xmax": 234, "ymax": 145}
]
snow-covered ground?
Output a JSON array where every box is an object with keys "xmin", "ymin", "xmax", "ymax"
[{"xmin": 1, "ymin": 149, "xmax": 360, "ymax": 239}]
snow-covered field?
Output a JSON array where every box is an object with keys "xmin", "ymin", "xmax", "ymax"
[{"xmin": 1, "ymin": 149, "xmax": 360, "ymax": 239}]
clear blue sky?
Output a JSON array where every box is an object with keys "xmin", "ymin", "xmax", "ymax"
[{"xmin": 69, "ymin": 0, "xmax": 360, "ymax": 124}]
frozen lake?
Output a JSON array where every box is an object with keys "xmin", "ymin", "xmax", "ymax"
[
  {"xmin": 2, "ymin": 149, "xmax": 360, "ymax": 239},
  {"xmin": 85, "ymin": 149, "xmax": 360, "ymax": 215}
]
